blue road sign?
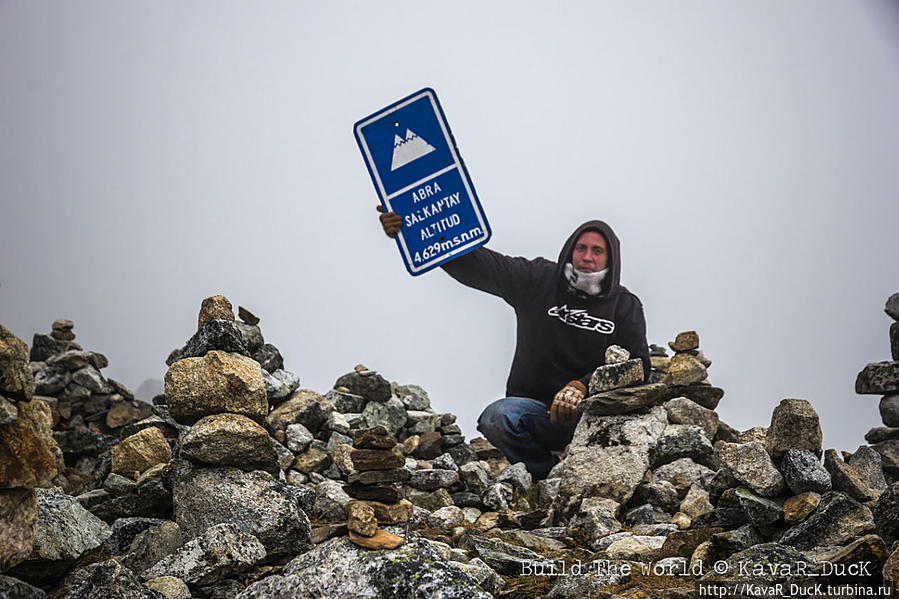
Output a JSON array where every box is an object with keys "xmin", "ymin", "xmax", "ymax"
[{"xmin": 355, "ymin": 88, "xmax": 491, "ymax": 275}]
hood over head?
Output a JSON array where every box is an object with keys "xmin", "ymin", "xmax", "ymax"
[{"xmin": 557, "ymin": 220, "xmax": 622, "ymax": 297}]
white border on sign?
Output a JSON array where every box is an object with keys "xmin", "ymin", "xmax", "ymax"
[{"xmin": 355, "ymin": 90, "xmax": 489, "ymax": 274}]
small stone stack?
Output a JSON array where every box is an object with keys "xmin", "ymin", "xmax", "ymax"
[
  {"xmin": 659, "ymin": 330, "xmax": 724, "ymax": 410},
  {"xmin": 28, "ymin": 319, "xmax": 151, "ymax": 494},
  {"xmin": 859, "ymin": 292, "xmax": 899, "ymax": 481},
  {"xmin": 344, "ymin": 426, "xmax": 410, "ymax": 549}
]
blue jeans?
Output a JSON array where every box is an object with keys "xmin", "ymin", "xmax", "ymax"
[{"xmin": 476, "ymin": 397, "xmax": 579, "ymax": 481}]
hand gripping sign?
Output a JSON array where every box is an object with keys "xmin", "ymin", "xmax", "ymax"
[{"xmin": 354, "ymin": 88, "xmax": 491, "ymax": 275}]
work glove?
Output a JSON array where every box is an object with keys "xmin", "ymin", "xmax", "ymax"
[
  {"xmin": 376, "ymin": 205, "xmax": 402, "ymax": 238},
  {"xmin": 550, "ymin": 380, "xmax": 586, "ymax": 425}
]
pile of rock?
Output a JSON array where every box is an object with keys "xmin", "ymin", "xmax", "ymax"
[
  {"xmin": 27, "ymin": 319, "xmax": 151, "ymax": 494},
  {"xmin": 860, "ymin": 292, "xmax": 899, "ymax": 481}
]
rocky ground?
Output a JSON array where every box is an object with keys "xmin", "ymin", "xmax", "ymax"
[{"xmin": 2, "ymin": 292, "xmax": 899, "ymax": 598}]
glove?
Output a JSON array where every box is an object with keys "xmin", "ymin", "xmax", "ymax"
[
  {"xmin": 550, "ymin": 380, "xmax": 586, "ymax": 425},
  {"xmin": 376, "ymin": 205, "xmax": 402, "ymax": 238}
]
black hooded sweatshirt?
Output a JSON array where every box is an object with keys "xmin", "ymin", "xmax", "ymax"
[{"xmin": 441, "ymin": 220, "xmax": 650, "ymax": 407}]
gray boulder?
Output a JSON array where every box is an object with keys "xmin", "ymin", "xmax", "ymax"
[
  {"xmin": 652, "ymin": 458, "xmax": 716, "ymax": 490},
  {"xmin": 0, "ymin": 575, "xmax": 46, "ymax": 599},
  {"xmin": 664, "ymin": 397, "xmax": 719, "ymax": 439},
  {"xmin": 715, "ymin": 441, "xmax": 785, "ymax": 496},
  {"xmin": 765, "ymin": 398, "xmax": 822, "ymax": 458},
  {"xmin": 361, "ymin": 397, "xmax": 407, "ymax": 436},
  {"xmin": 63, "ymin": 560, "xmax": 166, "ymax": 599},
  {"xmin": 179, "ymin": 413, "xmax": 278, "ymax": 473},
  {"xmin": 555, "ymin": 444, "xmax": 649, "ymax": 516},
  {"xmin": 410, "ymin": 469, "xmax": 460, "ymax": 491},
  {"xmin": 779, "ymin": 492, "xmax": 875, "ymax": 550},
  {"xmin": 570, "ymin": 406, "xmax": 667, "ymax": 453},
  {"xmin": 847, "ymin": 445, "xmax": 887, "ymax": 492},
  {"xmin": 143, "ymin": 523, "xmax": 266, "ymax": 585},
  {"xmin": 179, "ymin": 319, "xmax": 249, "ymax": 360},
  {"xmin": 856, "ymin": 362, "xmax": 899, "ymax": 394},
  {"xmin": 780, "ymin": 449, "xmax": 832, "ymax": 494},
  {"xmin": 652, "ymin": 424, "xmax": 713, "ymax": 467},
  {"xmin": 236, "ymin": 534, "xmax": 490, "ymax": 599},
  {"xmin": 172, "ymin": 466, "xmax": 311, "ymax": 558}
]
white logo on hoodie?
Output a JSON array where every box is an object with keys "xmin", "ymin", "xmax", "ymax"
[{"xmin": 547, "ymin": 305, "xmax": 615, "ymax": 334}]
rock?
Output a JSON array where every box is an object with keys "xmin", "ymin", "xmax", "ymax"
[
  {"xmin": 653, "ymin": 424, "xmax": 713, "ymax": 467},
  {"xmin": 605, "ymin": 344, "xmax": 631, "ymax": 364},
  {"xmin": 631, "ymin": 480, "xmax": 680, "ymax": 513},
  {"xmin": 653, "ymin": 458, "xmax": 716, "ymax": 490},
  {"xmin": 265, "ymin": 388, "xmax": 333, "ymax": 435},
  {"xmin": 886, "ymin": 293, "xmax": 899, "ymax": 320},
  {"xmin": 29, "ymin": 333, "xmax": 71, "ymax": 362},
  {"xmin": 395, "ymin": 384, "xmax": 431, "ymax": 411},
  {"xmin": 567, "ymin": 496, "xmax": 621, "ymax": 541},
  {"xmin": 123, "ymin": 521, "xmax": 183, "ymax": 574},
  {"xmin": 143, "ymin": 577, "xmax": 189, "ymax": 599},
  {"xmin": 284, "ymin": 422, "xmax": 314, "ymax": 453},
  {"xmin": 88, "ymin": 479, "xmax": 172, "ymax": 523},
  {"xmin": 333, "ymin": 370, "xmax": 391, "ymax": 403},
  {"xmin": 347, "ymin": 468, "xmax": 410, "ymax": 485},
  {"xmin": 679, "ymin": 485, "xmax": 714, "ymax": 518},
  {"xmin": 143, "ymin": 522, "xmax": 265, "ymax": 585},
  {"xmin": 104, "ymin": 472, "xmax": 138, "ymax": 496},
  {"xmin": 198, "ymin": 295, "xmax": 234, "ymax": 329},
  {"xmin": 726, "ymin": 486, "xmax": 782, "ymax": 526},
  {"xmin": 824, "ymin": 448, "xmax": 876, "ymax": 501},
  {"xmin": 427, "ymin": 506, "xmax": 464, "ymax": 530},
  {"xmin": 63, "ymin": 559, "xmax": 167, "ymax": 599},
  {"xmin": 570, "ymin": 406, "xmax": 667, "ymax": 452},
  {"xmin": 237, "ymin": 534, "xmax": 490, "ymax": 599},
  {"xmin": 313, "ymin": 479, "xmax": 352, "ymax": 522},
  {"xmin": 715, "ymin": 441, "xmax": 785, "ymax": 496},
  {"xmin": 346, "ymin": 500, "xmax": 377, "ymax": 537},
  {"xmin": 179, "ymin": 413, "xmax": 277, "ymax": 473},
  {"xmin": 326, "ymin": 389, "xmax": 366, "ymax": 413},
  {"xmin": 669, "ymin": 330, "xmax": 700, "ymax": 352},
  {"xmin": 0, "ymin": 325, "xmax": 35, "ymax": 402},
  {"xmin": 251, "ymin": 343, "xmax": 283, "ymax": 373},
  {"xmin": 0, "ymin": 575, "xmax": 46, "ymax": 598},
  {"xmin": 366, "ymin": 499, "xmax": 415, "ymax": 524},
  {"xmin": 780, "ymin": 449, "xmax": 832, "ymax": 494},
  {"xmin": 780, "ymin": 491, "xmax": 875, "ymax": 550},
  {"xmin": 876, "ymin": 440, "xmax": 899, "ymax": 478},
  {"xmin": 662, "ymin": 354, "xmax": 707, "ymax": 386},
  {"xmin": 664, "ymin": 397, "xmax": 718, "ymax": 440},
  {"xmin": 893, "ymin": 323, "xmax": 899, "ymax": 361},
  {"xmin": 881, "ymin": 394, "xmax": 899, "ymax": 427},
  {"xmin": 709, "ymin": 524, "xmax": 763, "ymax": 562},
  {"xmin": 783, "ymin": 492, "xmax": 821, "ymax": 523},
  {"xmin": 603, "ymin": 535, "xmax": 667, "ymax": 560},
  {"xmin": 467, "ymin": 535, "xmax": 553, "ymax": 576},
  {"xmin": 173, "ymin": 466, "xmax": 312, "ymax": 558},
  {"xmin": 580, "ymin": 383, "xmax": 668, "ymax": 416},
  {"xmin": 856, "ymin": 362, "xmax": 899, "ymax": 394},
  {"xmin": 164, "ymin": 351, "xmax": 266, "ymax": 425},
  {"xmin": 12, "ymin": 488, "xmax": 111, "ymax": 583},
  {"xmin": 237, "ymin": 305, "xmax": 259, "ymax": 325},
  {"xmin": 660, "ymin": 528, "xmax": 720, "ymax": 559},
  {"xmin": 410, "ymin": 468, "xmax": 459, "ymax": 491},
  {"xmin": 262, "ymin": 369, "xmax": 289, "ymax": 401},
  {"xmin": 496, "ymin": 462, "xmax": 533, "ymax": 492},
  {"xmin": 325, "ymin": 410, "xmax": 350, "ymax": 434},
  {"xmin": 0, "ymin": 488, "xmax": 37, "ymax": 571},
  {"xmin": 234, "ymin": 321, "xmax": 264, "ymax": 354},
  {"xmin": 111, "ymin": 427, "xmax": 172, "ymax": 477},
  {"xmin": 106, "ymin": 402, "xmax": 148, "ymax": 429},
  {"xmin": 555, "ymin": 445, "xmax": 649, "ymax": 517},
  {"xmin": 33, "ymin": 365, "xmax": 70, "ymax": 395},
  {"xmin": 453, "ymin": 558, "xmax": 504, "ymax": 594},
  {"xmin": 765, "ymin": 398, "xmax": 822, "ymax": 458},
  {"xmin": 848, "ymin": 445, "xmax": 888, "ymax": 492},
  {"xmin": 874, "ymin": 482, "xmax": 899, "ymax": 545},
  {"xmin": 71, "ymin": 365, "xmax": 113, "ymax": 393},
  {"xmin": 588, "ymin": 359, "xmax": 644, "ymax": 394},
  {"xmin": 292, "ymin": 445, "xmax": 331, "ymax": 473},
  {"xmin": 348, "ymin": 528, "xmax": 404, "ymax": 549},
  {"xmin": 0, "ymin": 403, "xmax": 58, "ymax": 488},
  {"xmin": 362, "ymin": 398, "xmax": 407, "ymax": 436}
]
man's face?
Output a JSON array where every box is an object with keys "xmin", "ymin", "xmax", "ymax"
[{"xmin": 572, "ymin": 231, "xmax": 608, "ymax": 273}]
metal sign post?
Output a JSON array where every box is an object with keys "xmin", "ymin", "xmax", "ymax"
[{"xmin": 355, "ymin": 88, "xmax": 491, "ymax": 275}]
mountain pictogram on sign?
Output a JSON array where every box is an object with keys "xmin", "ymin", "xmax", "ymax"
[{"xmin": 391, "ymin": 129, "xmax": 436, "ymax": 171}]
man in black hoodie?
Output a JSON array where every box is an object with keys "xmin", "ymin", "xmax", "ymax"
[{"xmin": 378, "ymin": 210, "xmax": 650, "ymax": 479}]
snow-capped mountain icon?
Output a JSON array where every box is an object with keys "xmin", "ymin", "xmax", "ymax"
[{"xmin": 390, "ymin": 128, "xmax": 436, "ymax": 171}]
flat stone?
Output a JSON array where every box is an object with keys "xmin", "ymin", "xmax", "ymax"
[
  {"xmin": 111, "ymin": 427, "xmax": 172, "ymax": 477},
  {"xmin": 179, "ymin": 413, "xmax": 277, "ymax": 473},
  {"xmin": 350, "ymin": 448, "xmax": 405, "ymax": 471},
  {"xmin": 669, "ymin": 330, "xmax": 700, "ymax": 352},
  {"xmin": 847, "ymin": 445, "xmax": 887, "ymax": 492},
  {"xmin": 856, "ymin": 362, "xmax": 899, "ymax": 394},
  {"xmin": 198, "ymin": 295, "xmax": 234, "ymax": 329},
  {"xmin": 409, "ymin": 468, "xmax": 459, "ymax": 491},
  {"xmin": 71, "ymin": 365, "xmax": 113, "ymax": 394},
  {"xmin": 32, "ymin": 365, "xmax": 71, "ymax": 395},
  {"xmin": 467, "ymin": 535, "xmax": 553, "ymax": 575},
  {"xmin": 728, "ymin": 486, "xmax": 782, "ymax": 526},
  {"xmin": 343, "ymin": 483, "xmax": 401, "ymax": 503},
  {"xmin": 765, "ymin": 398, "xmax": 822, "ymax": 458},
  {"xmin": 580, "ymin": 383, "xmax": 668, "ymax": 416},
  {"xmin": 237, "ymin": 305, "xmax": 259, "ymax": 325},
  {"xmin": 61, "ymin": 559, "xmax": 163, "ymax": 599},
  {"xmin": 588, "ymin": 359, "xmax": 644, "ymax": 395},
  {"xmin": 783, "ymin": 492, "xmax": 821, "ymax": 524},
  {"xmin": 0, "ymin": 488, "xmax": 37, "ymax": 571},
  {"xmin": 364, "ymin": 499, "xmax": 414, "ymax": 524},
  {"xmin": 408, "ymin": 488, "xmax": 454, "ymax": 512},
  {"xmin": 715, "ymin": 440, "xmax": 784, "ymax": 496},
  {"xmin": 567, "ymin": 496, "xmax": 621, "ymax": 541},
  {"xmin": 662, "ymin": 354, "xmax": 707, "ymax": 386},
  {"xmin": 679, "ymin": 485, "xmax": 714, "ymax": 518},
  {"xmin": 106, "ymin": 402, "xmax": 148, "ymax": 429},
  {"xmin": 0, "ymin": 325, "xmax": 35, "ymax": 402},
  {"xmin": 164, "ymin": 351, "xmax": 266, "ymax": 425},
  {"xmin": 653, "ymin": 458, "xmax": 716, "ymax": 490},
  {"xmin": 144, "ymin": 576, "xmax": 189, "ymax": 599},
  {"xmin": 426, "ymin": 505, "xmax": 464, "ymax": 530},
  {"xmin": 348, "ymin": 528, "xmax": 403, "ymax": 549},
  {"xmin": 325, "ymin": 389, "xmax": 366, "ymax": 413},
  {"xmin": 780, "ymin": 491, "xmax": 875, "ymax": 550},
  {"xmin": 347, "ymin": 468, "xmax": 410, "ymax": 485}
]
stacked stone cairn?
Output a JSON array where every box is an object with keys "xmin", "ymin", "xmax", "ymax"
[
  {"xmin": 27, "ymin": 320, "xmax": 153, "ymax": 495},
  {"xmin": 10, "ymin": 300, "xmax": 899, "ymax": 597},
  {"xmin": 860, "ymin": 292, "xmax": 899, "ymax": 482}
]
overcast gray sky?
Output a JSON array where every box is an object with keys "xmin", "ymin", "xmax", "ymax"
[{"xmin": 1, "ymin": 1, "xmax": 897, "ymax": 452}]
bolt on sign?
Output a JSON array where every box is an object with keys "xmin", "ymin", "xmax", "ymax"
[{"xmin": 354, "ymin": 88, "xmax": 491, "ymax": 275}]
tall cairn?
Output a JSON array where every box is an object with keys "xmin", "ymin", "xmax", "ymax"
[{"xmin": 860, "ymin": 292, "xmax": 899, "ymax": 481}]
